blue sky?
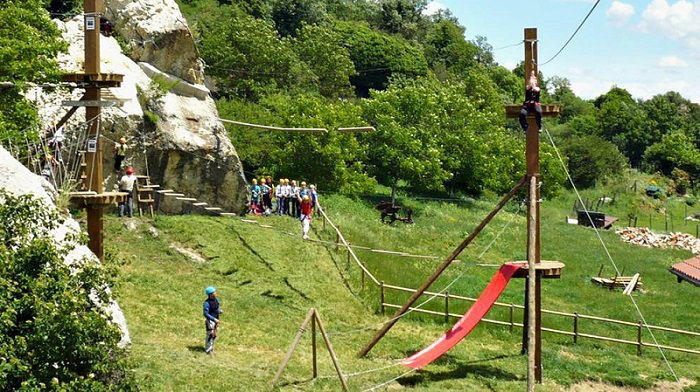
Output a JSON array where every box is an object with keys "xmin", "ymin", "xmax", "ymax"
[{"xmin": 424, "ymin": 1, "xmax": 700, "ymax": 103}]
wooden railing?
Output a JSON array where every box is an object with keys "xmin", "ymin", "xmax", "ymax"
[{"xmin": 317, "ymin": 205, "xmax": 700, "ymax": 356}]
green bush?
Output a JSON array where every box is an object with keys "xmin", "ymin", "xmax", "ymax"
[{"xmin": 0, "ymin": 191, "xmax": 135, "ymax": 391}]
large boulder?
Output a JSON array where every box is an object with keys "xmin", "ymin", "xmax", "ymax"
[
  {"xmin": 35, "ymin": 12, "xmax": 249, "ymax": 214},
  {"xmin": 103, "ymin": 0, "xmax": 204, "ymax": 85},
  {"xmin": 0, "ymin": 146, "xmax": 131, "ymax": 347}
]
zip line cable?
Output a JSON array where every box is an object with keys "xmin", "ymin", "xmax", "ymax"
[
  {"xmin": 540, "ymin": 0, "xmax": 601, "ymax": 66},
  {"xmin": 542, "ymin": 127, "xmax": 679, "ymax": 382},
  {"xmin": 493, "ymin": 40, "xmax": 524, "ymax": 51}
]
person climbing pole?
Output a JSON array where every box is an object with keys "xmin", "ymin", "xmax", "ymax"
[
  {"xmin": 299, "ymin": 194, "xmax": 313, "ymax": 240},
  {"xmin": 203, "ymin": 286, "xmax": 222, "ymax": 354},
  {"xmin": 117, "ymin": 167, "xmax": 137, "ymax": 218},
  {"xmin": 518, "ymin": 70, "xmax": 542, "ymax": 133},
  {"xmin": 113, "ymin": 137, "xmax": 128, "ymax": 173}
]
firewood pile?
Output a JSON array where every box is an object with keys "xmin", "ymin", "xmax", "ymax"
[{"xmin": 616, "ymin": 227, "xmax": 700, "ymax": 254}]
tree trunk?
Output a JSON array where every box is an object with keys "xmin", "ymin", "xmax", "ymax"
[{"xmin": 391, "ymin": 177, "xmax": 398, "ymax": 207}]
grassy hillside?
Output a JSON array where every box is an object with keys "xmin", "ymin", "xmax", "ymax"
[{"xmin": 106, "ymin": 180, "xmax": 700, "ymax": 391}]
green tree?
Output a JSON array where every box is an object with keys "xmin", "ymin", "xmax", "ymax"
[
  {"xmin": 595, "ymin": 87, "xmax": 649, "ymax": 167},
  {"xmin": 198, "ymin": 6, "xmax": 313, "ymax": 99},
  {"xmin": 644, "ymin": 130, "xmax": 700, "ymax": 180},
  {"xmin": 0, "ymin": 0, "xmax": 66, "ymax": 152},
  {"xmin": 560, "ymin": 135, "xmax": 628, "ymax": 188},
  {"xmin": 422, "ymin": 17, "xmax": 478, "ymax": 75},
  {"xmin": 0, "ymin": 191, "xmax": 135, "ymax": 391},
  {"xmin": 292, "ymin": 24, "xmax": 355, "ymax": 98},
  {"xmin": 374, "ymin": 0, "xmax": 427, "ymax": 39},
  {"xmin": 271, "ymin": 0, "xmax": 328, "ymax": 37},
  {"xmin": 334, "ymin": 20, "xmax": 428, "ymax": 96}
]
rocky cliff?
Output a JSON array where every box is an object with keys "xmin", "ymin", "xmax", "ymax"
[{"xmin": 34, "ymin": 0, "xmax": 248, "ymax": 214}]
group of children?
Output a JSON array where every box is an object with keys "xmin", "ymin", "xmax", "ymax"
[{"xmin": 249, "ymin": 177, "xmax": 319, "ymax": 240}]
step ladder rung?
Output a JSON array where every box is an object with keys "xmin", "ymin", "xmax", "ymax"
[
  {"xmin": 204, "ymin": 207, "xmax": 222, "ymax": 211},
  {"xmin": 193, "ymin": 202, "xmax": 208, "ymax": 206},
  {"xmin": 176, "ymin": 197, "xmax": 198, "ymax": 201},
  {"xmin": 156, "ymin": 189, "xmax": 174, "ymax": 194},
  {"xmin": 163, "ymin": 193, "xmax": 185, "ymax": 197}
]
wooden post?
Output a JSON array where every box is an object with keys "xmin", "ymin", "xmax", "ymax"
[
  {"xmin": 271, "ymin": 308, "xmax": 315, "ymax": 388},
  {"xmin": 358, "ymin": 175, "xmax": 526, "ymax": 358},
  {"xmin": 637, "ymin": 321, "xmax": 643, "ymax": 356},
  {"xmin": 573, "ymin": 313, "xmax": 579, "ymax": 344},
  {"xmin": 335, "ymin": 229, "xmax": 340, "ymax": 252},
  {"xmin": 271, "ymin": 309, "xmax": 349, "ymax": 392},
  {"xmin": 380, "ymin": 281, "xmax": 385, "ymax": 315},
  {"xmin": 311, "ymin": 314, "xmax": 317, "ymax": 379},
  {"xmin": 509, "ymin": 303, "xmax": 515, "ymax": 331},
  {"xmin": 665, "ymin": 211, "xmax": 668, "ymax": 232},
  {"xmin": 685, "ymin": 205, "xmax": 688, "ymax": 226},
  {"xmin": 313, "ymin": 311, "xmax": 350, "ymax": 391},
  {"xmin": 444, "ymin": 291, "xmax": 450, "ymax": 323},
  {"xmin": 649, "ymin": 214, "xmax": 652, "ymax": 230},
  {"xmin": 527, "ymin": 175, "xmax": 538, "ymax": 392}
]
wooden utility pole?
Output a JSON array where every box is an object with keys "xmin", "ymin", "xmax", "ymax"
[
  {"xmin": 505, "ymin": 28, "xmax": 564, "ymax": 388},
  {"xmin": 63, "ymin": 0, "xmax": 126, "ymax": 261}
]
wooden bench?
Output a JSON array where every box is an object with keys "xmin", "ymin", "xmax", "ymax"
[{"xmin": 591, "ymin": 265, "xmax": 642, "ymax": 291}]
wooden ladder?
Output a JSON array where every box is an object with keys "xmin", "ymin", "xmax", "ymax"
[{"xmin": 135, "ymin": 175, "xmax": 159, "ymax": 218}]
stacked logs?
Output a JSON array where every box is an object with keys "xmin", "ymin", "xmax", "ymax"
[{"xmin": 616, "ymin": 227, "xmax": 700, "ymax": 254}]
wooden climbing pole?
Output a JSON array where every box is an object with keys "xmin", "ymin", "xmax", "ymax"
[{"xmin": 63, "ymin": 0, "xmax": 126, "ymax": 261}]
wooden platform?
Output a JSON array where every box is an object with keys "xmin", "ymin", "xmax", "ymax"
[
  {"xmin": 69, "ymin": 191, "xmax": 128, "ymax": 206},
  {"xmin": 591, "ymin": 275, "xmax": 643, "ymax": 291},
  {"xmin": 505, "ymin": 104, "xmax": 561, "ymax": 118},
  {"xmin": 61, "ymin": 72, "xmax": 124, "ymax": 88},
  {"xmin": 507, "ymin": 260, "xmax": 565, "ymax": 279}
]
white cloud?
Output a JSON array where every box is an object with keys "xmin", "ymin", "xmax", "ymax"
[
  {"xmin": 639, "ymin": 0, "xmax": 700, "ymax": 54},
  {"xmin": 606, "ymin": 1, "xmax": 635, "ymax": 26},
  {"xmin": 658, "ymin": 55, "xmax": 689, "ymax": 68},
  {"xmin": 423, "ymin": 1, "xmax": 446, "ymax": 16}
]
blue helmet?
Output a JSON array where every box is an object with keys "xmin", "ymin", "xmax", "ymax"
[{"xmin": 205, "ymin": 286, "xmax": 216, "ymax": 295}]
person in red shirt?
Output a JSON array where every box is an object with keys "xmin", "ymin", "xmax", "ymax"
[{"xmin": 299, "ymin": 194, "xmax": 313, "ymax": 240}]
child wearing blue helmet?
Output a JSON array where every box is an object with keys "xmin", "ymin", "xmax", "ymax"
[{"xmin": 203, "ymin": 286, "xmax": 222, "ymax": 354}]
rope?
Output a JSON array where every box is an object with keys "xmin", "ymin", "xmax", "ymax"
[
  {"xmin": 540, "ymin": 0, "xmax": 602, "ymax": 66},
  {"xmin": 361, "ymin": 368, "xmax": 416, "ymax": 391},
  {"xmin": 543, "ymin": 127, "xmax": 679, "ymax": 382},
  {"xmin": 493, "ymin": 40, "xmax": 523, "ymax": 51}
]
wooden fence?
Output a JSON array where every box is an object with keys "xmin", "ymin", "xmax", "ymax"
[{"xmin": 317, "ymin": 206, "xmax": 700, "ymax": 357}]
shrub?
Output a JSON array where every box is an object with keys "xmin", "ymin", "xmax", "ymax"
[{"xmin": 0, "ymin": 191, "xmax": 135, "ymax": 391}]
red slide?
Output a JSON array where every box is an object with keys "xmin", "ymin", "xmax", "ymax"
[{"xmin": 402, "ymin": 263, "xmax": 524, "ymax": 369}]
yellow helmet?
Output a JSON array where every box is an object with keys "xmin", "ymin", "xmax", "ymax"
[
  {"xmin": 252, "ymin": 178, "xmax": 257, "ymax": 184},
  {"xmin": 119, "ymin": 137, "xmax": 127, "ymax": 144},
  {"xmin": 303, "ymin": 195, "xmax": 310, "ymax": 201}
]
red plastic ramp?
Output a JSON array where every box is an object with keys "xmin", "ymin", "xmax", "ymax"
[{"xmin": 402, "ymin": 263, "xmax": 523, "ymax": 369}]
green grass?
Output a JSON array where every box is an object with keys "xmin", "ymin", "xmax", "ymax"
[{"xmin": 106, "ymin": 177, "xmax": 700, "ymax": 391}]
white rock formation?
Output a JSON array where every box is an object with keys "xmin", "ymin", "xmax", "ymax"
[
  {"xmin": 0, "ymin": 146, "xmax": 131, "ymax": 347},
  {"xmin": 103, "ymin": 0, "xmax": 204, "ymax": 84},
  {"xmin": 34, "ymin": 3, "xmax": 248, "ymax": 214}
]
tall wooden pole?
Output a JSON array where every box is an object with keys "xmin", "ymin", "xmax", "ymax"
[
  {"xmin": 84, "ymin": 0, "xmax": 104, "ymax": 260},
  {"xmin": 523, "ymin": 27, "xmax": 543, "ymax": 386}
]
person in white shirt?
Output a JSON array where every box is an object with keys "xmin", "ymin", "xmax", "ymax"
[
  {"xmin": 275, "ymin": 178, "xmax": 285, "ymax": 215},
  {"xmin": 118, "ymin": 167, "xmax": 137, "ymax": 218}
]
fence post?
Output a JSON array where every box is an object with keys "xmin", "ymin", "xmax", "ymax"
[
  {"xmin": 665, "ymin": 211, "xmax": 668, "ymax": 232},
  {"xmin": 346, "ymin": 246, "xmax": 350, "ymax": 266},
  {"xmin": 685, "ymin": 204, "xmax": 688, "ymax": 226},
  {"xmin": 380, "ymin": 281, "xmax": 385, "ymax": 315},
  {"xmin": 444, "ymin": 291, "xmax": 450, "ymax": 323},
  {"xmin": 696, "ymin": 224, "xmax": 699, "ymax": 238},
  {"xmin": 573, "ymin": 313, "xmax": 579, "ymax": 344},
  {"xmin": 509, "ymin": 303, "xmax": 514, "ymax": 331},
  {"xmin": 670, "ymin": 212, "xmax": 674, "ymax": 232},
  {"xmin": 361, "ymin": 268, "xmax": 365, "ymax": 290},
  {"xmin": 637, "ymin": 321, "xmax": 643, "ymax": 356},
  {"xmin": 649, "ymin": 214, "xmax": 652, "ymax": 230},
  {"xmin": 323, "ymin": 214, "xmax": 327, "ymax": 229},
  {"xmin": 634, "ymin": 216, "xmax": 638, "ymax": 227},
  {"xmin": 335, "ymin": 228, "xmax": 340, "ymax": 252}
]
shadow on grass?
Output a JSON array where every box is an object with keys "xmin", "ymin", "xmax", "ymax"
[
  {"xmin": 186, "ymin": 345, "xmax": 205, "ymax": 353},
  {"xmin": 397, "ymin": 354, "xmax": 521, "ymax": 387}
]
